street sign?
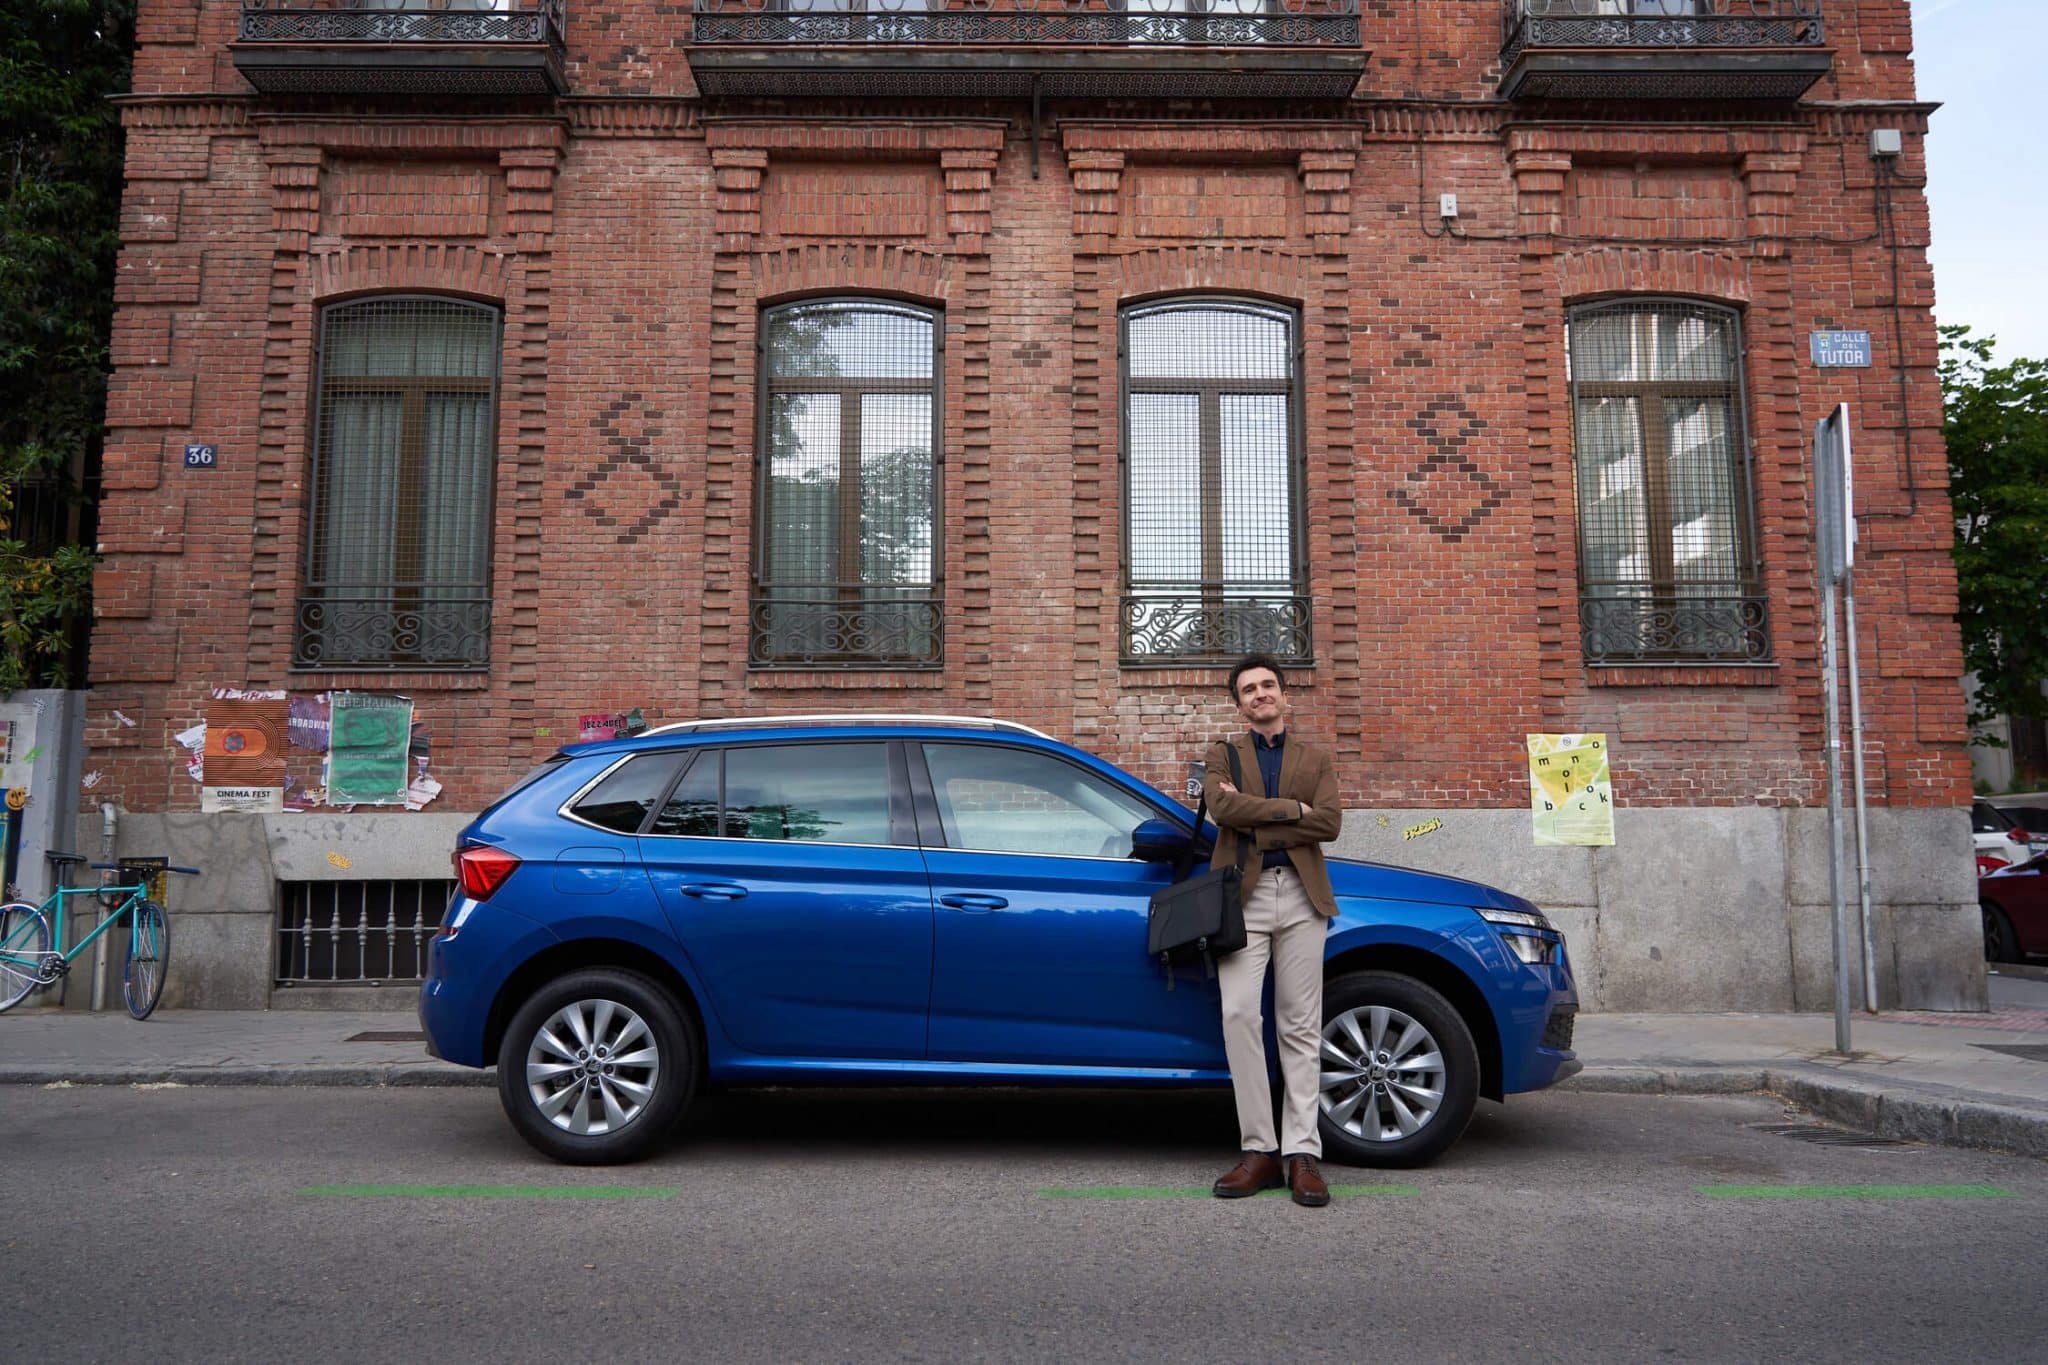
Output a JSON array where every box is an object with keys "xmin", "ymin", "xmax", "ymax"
[{"xmin": 1810, "ymin": 331, "xmax": 1872, "ymax": 368}]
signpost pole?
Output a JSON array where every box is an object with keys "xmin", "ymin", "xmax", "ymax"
[
  {"xmin": 1822, "ymin": 572, "xmax": 1851, "ymax": 1053},
  {"xmin": 1844, "ymin": 575, "xmax": 1879, "ymax": 1012}
]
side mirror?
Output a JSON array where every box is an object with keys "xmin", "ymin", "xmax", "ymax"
[{"xmin": 1131, "ymin": 818, "xmax": 1193, "ymax": 863}]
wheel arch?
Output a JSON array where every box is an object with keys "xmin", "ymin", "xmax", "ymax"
[
  {"xmin": 1324, "ymin": 943, "xmax": 1504, "ymax": 1102},
  {"xmin": 485, "ymin": 937, "xmax": 709, "ymax": 1072}
]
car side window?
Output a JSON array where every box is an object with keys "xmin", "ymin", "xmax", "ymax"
[
  {"xmin": 921, "ymin": 743, "xmax": 1160, "ymax": 858},
  {"xmin": 650, "ymin": 750, "xmax": 721, "ymax": 837},
  {"xmin": 569, "ymin": 753, "xmax": 687, "ymax": 834},
  {"xmin": 649, "ymin": 743, "xmax": 893, "ymax": 845},
  {"xmin": 723, "ymin": 743, "xmax": 891, "ymax": 845}
]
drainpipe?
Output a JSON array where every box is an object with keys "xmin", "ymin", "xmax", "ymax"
[{"xmin": 91, "ymin": 802, "xmax": 115, "ymax": 1012}]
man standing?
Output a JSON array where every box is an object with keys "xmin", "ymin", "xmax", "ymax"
[{"xmin": 1203, "ymin": 653, "xmax": 1343, "ymax": 1207}]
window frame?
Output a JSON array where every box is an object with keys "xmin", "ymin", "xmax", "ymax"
[
  {"xmin": 295, "ymin": 293, "xmax": 503, "ymax": 672},
  {"xmin": 751, "ymin": 296, "xmax": 945, "ymax": 670},
  {"xmin": 1117, "ymin": 294, "xmax": 1311, "ymax": 666},
  {"xmin": 1564, "ymin": 295, "xmax": 1770, "ymax": 665}
]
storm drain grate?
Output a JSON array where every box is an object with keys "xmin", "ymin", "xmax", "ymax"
[
  {"xmin": 1750, "ymin": 1123, "xmax": 1916, "ymax": 1150},
  {"xmin": 346, "ymin": 1030, "xmax": 426, "ymax": 1043},
  {"xmin": 1971, "ymin": 1043, "xmax": 2048, "ymax": 1063}
]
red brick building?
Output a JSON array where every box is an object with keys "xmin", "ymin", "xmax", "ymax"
[{"xmin": 89, "ymin": 0, "xmax": 1978, "ymax": 1011}]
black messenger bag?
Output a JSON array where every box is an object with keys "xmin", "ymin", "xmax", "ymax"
[{"xmin": 1146, "ymin": 744, "xmax": 1252, "ymax": 986}]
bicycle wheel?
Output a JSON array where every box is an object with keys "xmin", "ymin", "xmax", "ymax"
[
  {"xmin": 121, "ymin": 901, "xmax": 169, "ymax": 1020},
  {"xmin": 0, "ymin": 903, "xmax": 52, "ymax": 1013}
]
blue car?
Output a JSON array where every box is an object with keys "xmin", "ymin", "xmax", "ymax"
[{"xmin": 421, "ymin": 715, "xmax": 1580, "ymax": 1165}]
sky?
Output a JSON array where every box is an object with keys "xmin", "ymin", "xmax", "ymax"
[{"xmin": 1915, "ymin": 0, "xmax": 2048, "ymax": 363}]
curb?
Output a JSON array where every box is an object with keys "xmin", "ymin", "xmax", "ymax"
[
  {"xmin": 1565, "ymin": 1064, "xmax": 2048, "ymax": 1161},
  {"xmin": 9, "ymin": 1062, "xmax": 2047, "ymax": 1161},
  {"xmin": 0, "ymin": 1065, "xmax": 493, "ymax": 1088}
]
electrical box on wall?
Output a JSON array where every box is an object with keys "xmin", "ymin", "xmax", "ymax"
[{"xmin": 1869, "ymin": 128, "xmax": 1903, "ymax": 158}]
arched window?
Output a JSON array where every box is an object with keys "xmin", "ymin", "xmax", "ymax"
[
  {"xmin": 1566, "ymin": 298, "xmax": 1768, "ymax": 662},
  {"xmin": 295, "ymin": 296, "xmax": 500, "ymax": 669},
  {"xmin": 754, "ymin": 299, "xmax": 941, "ymax": 667},
  {"xmin": 1120, "ymin": 297, "xmax": 1308, "ymax": 663}
]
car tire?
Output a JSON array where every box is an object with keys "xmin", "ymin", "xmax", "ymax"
[
  {"xmin": 1982, "ymin": 902, "xmax": 2020, "ymax": 964},
  {"xmin": 497, "ymin": 968, "xmax": 698, "ymax": 1165},
  {"xmin": 1316, "ymin": 971, "xmax": 1479, "ymax": 1169}
]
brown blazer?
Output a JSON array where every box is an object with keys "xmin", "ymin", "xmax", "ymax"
[{"xmin": 1202, "ymin": 731, "xmax": 1342, "ymax": 918}]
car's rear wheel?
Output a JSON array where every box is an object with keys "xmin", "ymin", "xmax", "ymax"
[
  {"xmin": 497, "ymin": 968, "xmax": 698, "ymax": 1165},
  {"xmin": 1316, "ymin": 971, "xmax": 1479, "ymax": 1169},
  {"xmin": 1982, "ymin": 902, "xmax": 2020, "ymax": 963}
]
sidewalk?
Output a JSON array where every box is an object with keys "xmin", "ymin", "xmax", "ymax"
[{"xmin": 5, "ymin": 982, "xmax": 2048, "ymax": 1160}]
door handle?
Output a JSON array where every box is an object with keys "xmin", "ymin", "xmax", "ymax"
[
  {"xmin": 679, "ymin": 882, "xmax": 748, "ymax": 900},
  {"xmin": 939, "ymin": 893, "xmax": 1008, "ymax": 911}
]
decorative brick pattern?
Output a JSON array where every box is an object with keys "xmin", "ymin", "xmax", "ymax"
[{"xmin": 326, "ymin": 163, "xmax": 492, "ymax": 238}]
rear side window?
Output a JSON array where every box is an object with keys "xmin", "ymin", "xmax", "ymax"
[
  {"xmin": 570, "ymin": 753, "xmax": 687, "ymax": 834},
  {"xmin": 650, "ymin": 743, "xmax": 892, "ymax": 845}
]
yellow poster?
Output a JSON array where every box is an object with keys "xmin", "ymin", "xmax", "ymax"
[{"xmin": 1527, "ymin": 733, "xmax": 1615, "ymax": 847}]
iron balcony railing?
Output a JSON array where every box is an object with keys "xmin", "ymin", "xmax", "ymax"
[
  {"xmin": 692, "ymin": 0, "xmax": 1362, "ymax": 49},
  {"xmin": 1579, "ymin": 588, "xmax": 1770, "ymax": 664},
  {"xmin": 750, "ymin": 587, "xmax": 944, "ymax": 668},
  {"xmin": 234, "ymin": 0, "xmax": 567, "ymax": 94},
  {"xmin": 1121, "ymin": 588, "xmax": 1311, "ymax": 665},
  {"xmin": 293, "ymin": 587, "xmax": 492, "ymax": 670},
  {"xmin": 1501, "ymin": 0, "xmax": 1824, "ymax": 66},
  {"xmin": 240, "ymin": 0, "xmax": 566, "ymax": 47}
]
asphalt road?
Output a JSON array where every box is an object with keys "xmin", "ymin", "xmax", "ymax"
[{"xmin": 6, "ymin": 1085, "xmax": 2045, "ymax": 1363}]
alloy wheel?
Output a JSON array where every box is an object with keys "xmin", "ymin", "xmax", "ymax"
[
  {"xmin": 525, "ymin": 997, "xmax": 661, "ymax": 1136},
  {"xmin": 1318, "ymin": 1004, "xmax": 1447, "ymax": 1142}
]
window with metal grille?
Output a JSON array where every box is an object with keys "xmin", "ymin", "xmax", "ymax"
[
  {"xmin": 295, "ymin": 296, "xmax": 500, "ymax": 670},
  {"xmin": 1566, "ymin": 299, "xmax": 1769, "ymax": 664},
  {"xmin": 275, "ymin": 879, "xmax": 456, "ymax": 985},
  {"xmin": 753, "ymin": 299, "xmax": 941, "ymax": 667},
  {"xmin": 1120, "ymin": 297, "xmax": 1309, "ymax": 664}
]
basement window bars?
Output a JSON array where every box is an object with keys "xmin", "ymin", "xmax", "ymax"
[
  {"xmin": 753, "ymin": 299, "xmax": 942, "ymax": 668},
  {"xmin": 295, "ymin": 296, "xmax": 499, "ymax": 670},
  {"xmin": 1120, "ymin": 298, "xmax": 1310, "ymax": 664},
  {"xmin": 276, "ymin": 879, "xmax": 456, "ymax": 985},
  {"xmin": 1566, "ymin": 298, "xmax": 1769, "ymax": 663}
]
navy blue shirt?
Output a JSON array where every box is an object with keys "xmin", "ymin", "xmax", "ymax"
[{"xmin": 1252, "ymin": 729, "xmax": 1292, "ymax": 870}]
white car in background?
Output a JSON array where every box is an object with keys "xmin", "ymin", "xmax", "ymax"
[{"xmin": 1974, "ymin": 800, "xmax": 2045, "ymax": 872}]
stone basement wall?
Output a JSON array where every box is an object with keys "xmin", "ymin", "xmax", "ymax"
[{"xmin": 85, "ymin": 0, "xmax": 1973, "ymax": 1011}]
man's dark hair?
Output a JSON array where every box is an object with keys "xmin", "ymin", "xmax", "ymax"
[{"xmin": 1226, "ymin": 653, "xmax": 1287, "ymax": 698}]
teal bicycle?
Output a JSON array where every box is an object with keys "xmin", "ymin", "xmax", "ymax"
[{"xmin": 0, "ymin": 855, "xmax": 200, "ymax": 1019}]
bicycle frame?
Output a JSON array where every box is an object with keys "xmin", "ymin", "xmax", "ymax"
[{"xmin": 1, "ymin": 882, "xmax": 153, "ymax": 972}]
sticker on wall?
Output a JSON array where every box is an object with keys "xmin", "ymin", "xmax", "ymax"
[
  {"xmin": 1402, "ymin": 818, "xmax": 1443, "ymax": 841},
  {"xmin": 0, "ymin": 704, "xmax": 36, "ymax": 790},
  {"xmin": 326, "ymin": 851, "xmax": 353, "ymax": 871},
  {"xmin": 324, "ymin": 693, "xmax": 415, "ymax": 806},
  {"xmin": 173, "ymin": 723, "xmax": 206, "ymax": 782},
  {"xmin": 1527, "ymin": 733, "xmax": 1615, "ymax": 847}
]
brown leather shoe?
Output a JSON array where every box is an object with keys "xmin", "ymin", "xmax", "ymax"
[
  {"xmin": 1211, "ymin": 1152, "xmax": 1283, "ymax": 1199},
  {"xmin": 1286, "ymin": 1155, "xmax": 1331, "ymax": 1208}
]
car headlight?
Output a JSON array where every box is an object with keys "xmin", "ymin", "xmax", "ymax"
[
  {"xmin": 1477, "ymin": 906, "xmax": 1560, "ymax": 965},
  {"xmin": 1477, "ymin": 906, "xmax": 1552, "ymax": 932}
]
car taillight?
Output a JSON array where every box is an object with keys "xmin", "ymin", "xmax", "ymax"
[
  {"xmin": 456, "ymin": 845, "xmax": 521, "ymax": 901},
  {"xmin": 2010, "ymin": 828, "xmax": 2031, "ymax": 846}
]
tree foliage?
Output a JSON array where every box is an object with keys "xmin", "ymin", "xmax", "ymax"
[
  {"xmin": 1942, "ymin": 325, "xmax": 2048, "ymax": 729},
  {"xmin": 0, "ymin": 0, "xmax": 133, "ymax": 688}
]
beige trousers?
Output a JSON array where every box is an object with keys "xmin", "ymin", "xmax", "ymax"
[{"xmin": 1216, "ymin": 864, "xmax": 1328, "ymax": 1157}]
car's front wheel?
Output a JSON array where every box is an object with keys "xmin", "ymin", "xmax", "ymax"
[
  {"xmin": 497, "ymin": 968, "xmax": 698, "ymax": 1165},
  {"xmin": 1983, "ymin": 902, "xmax": 2020, "ymax": 963},
  {"xmin": 1316, "ymin": 971, "xmax": 1479, "ymax": 1168}
]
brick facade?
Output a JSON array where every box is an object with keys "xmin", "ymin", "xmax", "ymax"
[{"xmin": 89, "ymin": 0, "xmax": 1975, "ymax": 1009}]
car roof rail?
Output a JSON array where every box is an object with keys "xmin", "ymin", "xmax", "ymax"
[{"xmin": 639, "ymin": 713, "xmax": 1055, "ymax": 740}]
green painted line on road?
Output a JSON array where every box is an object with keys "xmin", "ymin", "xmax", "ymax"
[
  {"xmin": 1039, "ymin": 1184, "xmax": 1421, "ymax": 1200},
  {"xmin": 301, "ymin": 1184, "xmax": 679, "ymax": 1200},
  {"xmin": 1695, "ymin": 1184, "xmax": 2016, "ymax": 1200}
]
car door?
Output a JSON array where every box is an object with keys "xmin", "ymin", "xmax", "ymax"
[
  {"xmin": 639, "ymin": 740, "xmax": 933, "ymax": 1060},
  {"xmin": 915, "ymin": 740, "xmax": 1226, "ymax": 1071}
]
